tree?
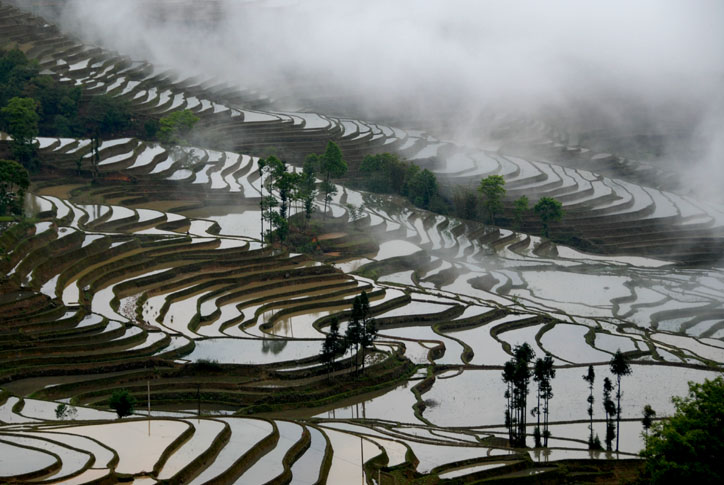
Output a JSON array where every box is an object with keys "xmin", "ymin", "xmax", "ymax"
[
  {"xmin": 359, "ymin": 152, "xmax": 406, "ymax": 194},
  {"xmin": 603, "ymin": 376, "xmax": 616, "ymax": 451},
  {"xmin": 478, "ymin": 175, "xmax": 506, "ymax": 225},
  {"xmin": 299, "ymin": 158, "xmax": 318, "ymax": 222},
  {"xmin": 641, "ymin": 377, "xmax": 724, "ymax": 484},
  {"xmin": 502, "ymin": 342, "xmax": 535, "ymax": 447},
  {"xmin": 532, "ymin": 354, "xmax": 556, "ymax": 447},
  {"xmin": 260, "ymin": 194, "xmax": 278, "ymax": 243},
  {"xmin": 318, "ymin": 141, "xmax": 347, "ymax": 216},
  {"xmin": 641, "ymin": 404, "xmax": 656, "ymax": 437},
  {"xmin": 345, "ymin": 296, "xmax": 362, "ymax": 363},
  {"xmin": 357, "ymin": 153, "xmax": 444, "ymax": 211},
  {"xmin": 25, "ymin": 73, "xmax": 82, "ymax": 136},
  {"xmin": 0, "ymin": 49, "xmax": 37, "ymax": 109},
  {"xmin": 502, "ymin": 360, "xmax": 516, "ymax": 445},
  {"xmin": 1, "ymin": 96, "xmax": 39, "ymax": 168},
  {"xmin": 275, "ymin": 168, "xmax": 298, "ymax": 222},
  {"xmin": 259, "ymin": 156, "xmax": 281, "ymax": 241},
  {"xmin": 84, "ymin": 94, "xmax": 131, "ymax": 135},
  {"xmin": 258, "ymin": 157, "xmax": 268, "ymax": 241},
  {"xmin": 407, "ymin": 168, "xmax": 439, "ymax": 210},
  {"xmin": 582, "ymin": 365, "xmax": 600, "ymax": 449},
  {"xmin": 109, "ymin": 389, "xmax": 136, "ymax": 418},
  {"xmin": 356, "ymin": 292, "xmax": 377, "ymax": 372},
  {"xmin": 344, "ymin": 291, "xmax": 378, "ymax": 374},
  {"xmin": 158, "ymin": 109, "xmax": 199, "ymax": 145},
  {"xmin": 453, "ymin": 187, "xmax": 478, "ymax": 220},
  {"xmin": 533, "ymin": 197, "xmax": 563, "ymax": 238},
  {"xmin": 321, "ymin": 317, "xmax": 347, "ymax": 377},
  {"xmin": 609, "ymin": 349, "xmax": 632, "ymax": 452},
  {"xmin": 258, "ymin": 155, "xmax": 298, "ymax": 242},
  {"xmin": 54, "ymin": 403, "xmax": 77, "ymax": 420},
  {"xmin": 0, "ymin": 159, "xmax": 29, "ymax": 216},
  {"xmin": 1, "ymin": 48, "xmax": 83, "ymax": 139},
  {"xmin": 82, "ymin": 94, "xmax": 131, "ymax": 176},
  {"xmin": 513, "ymin": 196, "xmax": 529, "ymax": 230}
]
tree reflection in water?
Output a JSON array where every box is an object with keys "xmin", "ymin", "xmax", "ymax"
[{"xmin": 261, "ymin": 338, "xmax": 288, "ymax": 355}]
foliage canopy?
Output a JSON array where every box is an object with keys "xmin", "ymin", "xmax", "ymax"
[
  {"xmin": 479, "ymin": 175, "xmax": 506, "ymax": 224},
  {"xmin": 158, "ymin": 109, "xmax": 199, "ymax": 145},
  {"xmin": 534, "ymin": 197, "xmax": 563, "ymax": 238},
  {"xmin": 109, "ymin": 389, "xmax": 137, "ymax": 418},
  {"xmin": 358, "ymin": 152, "xmax": 445, "ymax": 211},
  {"xmin": 1, "ymin": 96, "xmax": 39, "ymax": 168},
  {"xmin": 641, "ymin": 376, "xmax": 724, "ymax": 484},
  {"xmin": 0, "ymin": 159, "xmax": 30, "ymax": 216}
]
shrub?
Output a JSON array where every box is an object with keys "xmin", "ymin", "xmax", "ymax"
[
  {"xmin": 640, "ymin": 376, "xmax": 724, "ymax": 484},
  {"xmin": 109, "ymin": 389, "xmax": 136, "ymax": 418}
]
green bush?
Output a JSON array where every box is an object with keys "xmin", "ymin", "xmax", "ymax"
[
  {"xmin": 109, "ymin": 389, "xmax": 137, "ymax": 418},
  {"xmin": 640, "ymin": 376, "xmax": 724, "ymax": 484}
]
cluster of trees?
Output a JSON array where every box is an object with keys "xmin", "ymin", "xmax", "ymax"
[
  {"xmin": 357, "ymin": 152, "xmax": 446, "ymax": 212},
  {"xmin": 0, "ymin": 48, "xmax": 138, "ymax": 171},
  {"xmin": 502, "ymin": 343, "xmax": 556, "ymax": 447},
  {"xmin": 640, "ymin": 376, "xmax": 723, "ymax": 484},
  {"xmin": 353, "ymin": 156, "xmax": 565, "ymax": 241},
  {"xmin": 1, "ymin": 96, "xmax": 40, "ymax": 168},
  {"xmin": 0, "ymin": 48, "xmax": 198, "ymax": 175},
  {"xmin": 477, "ymin": 175, "xmax": 564, "ymax": 237},
  {"xmin": 1, "ymin": 48, "xmax": 82, "ymax": 139},
  {"xmin": 321, "ymin": 291, "xmax": 378, "ymax": 376},
  {"xmin": 306, "ymin": 141, "xmax": 347, "ymax": 216},
  {"xmin": 82, "ymin": 94, "xmax": 133, "ymax": 176},
  {"xmin": 258, "ymin": 141, "xmax": 346, "ymax": 244},
  {"xmin": 502, "ymin": 346, "xmax": 633, "ymax": 451},
  {"xmin": 579, "ymin": 350, "xmax": 632, "ymax": 452}
]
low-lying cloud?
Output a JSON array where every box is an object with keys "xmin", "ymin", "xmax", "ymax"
[{"xmin": 20, "ymin": 0, "xmax": 724, "ymax": 194}]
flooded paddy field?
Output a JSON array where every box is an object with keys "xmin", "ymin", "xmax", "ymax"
[{"xmin": 2, "ymin": 1, "xmax": 724, "ymax": 483}]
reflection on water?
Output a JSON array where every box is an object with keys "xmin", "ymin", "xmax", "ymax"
[
  {"xmin": 261, "ymin": 338, "xmax": 287, "ymax": 355},
  {"xmin": 187, "ymin": 338, "xmax": 320, "ymax": 365}
]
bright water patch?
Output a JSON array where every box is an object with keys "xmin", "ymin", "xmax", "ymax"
[
  {"xmin": 187, "ymin": 338, "xmax": 321, "ymax": 365},
  {"xmin": 0, "ymin": 441, "xmax": 57, "ymax": 478}
]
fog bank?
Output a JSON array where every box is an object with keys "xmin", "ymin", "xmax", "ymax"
[{"xmin": 18, "ymin": 0, "xmax": 724, "ymax": 194}]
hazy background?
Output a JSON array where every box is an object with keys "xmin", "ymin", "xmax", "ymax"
[{"xmin": 18, "ymin": 0, "xmax": 724, "ymax": 196}]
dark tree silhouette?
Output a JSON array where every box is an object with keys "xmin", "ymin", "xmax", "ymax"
[
  {"xmin": 1, "ymin": 96, "xmax": 39, "ymax": 169},
  {"xmin": 345, "ymin": 291, "xmax": 376, "ymax": 373},
  {"xmin": 502, "ymin": 342, "xmax": 535, "ymax": 447},
  {"xmin": 532, "ymin": 354, "xmax": 556, "ymax": 447},
  {"xmin": 582, "ymin": 365, "xmax": 599, "ymax": 449},
  {"xmin": 642, "ymin": 404, "xmax": 656, "ymax": 437},
  {"xmin": 82, "ymin": 94, "xmax": 130, "ymax": 177},
  {"xmin": 109, "ymin": 389, "xmax": 136, "ymax": 418},
  {"xmin": 321, "ymin": 317, "xmax": 346, "ymax": 378},
  {"xmin": 603, "ymin": 377, "xmax": 616, "ymax": 451},
  {"xmin": 610, "ymin": 349, "xmax": 632, "ymax": 452},
  {"xmin": 0, "ymin": 159, "xmax": 29, "ymax": 216},
  {"xmin": 299, "ymin": 158, "xmax": 318, "ymax": 222},
  {"xmin": 540, "ymin": 355, "xmax": 555, "ymax": 446},
  {"xmin": 358, "ymin": 294, "xmax": 377, "ymax": 372},
  {"xmin": 259, "ymin": 155, "xmax": 298, "ymax": 242},
  {"xmin": 503, "ymin": 360, "xmax": 515, "ymax": 445}
]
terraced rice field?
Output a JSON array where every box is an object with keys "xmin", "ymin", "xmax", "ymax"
[{"xmin": 2, "ymin": 2, "xmax": 724, "ymax": 483}]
